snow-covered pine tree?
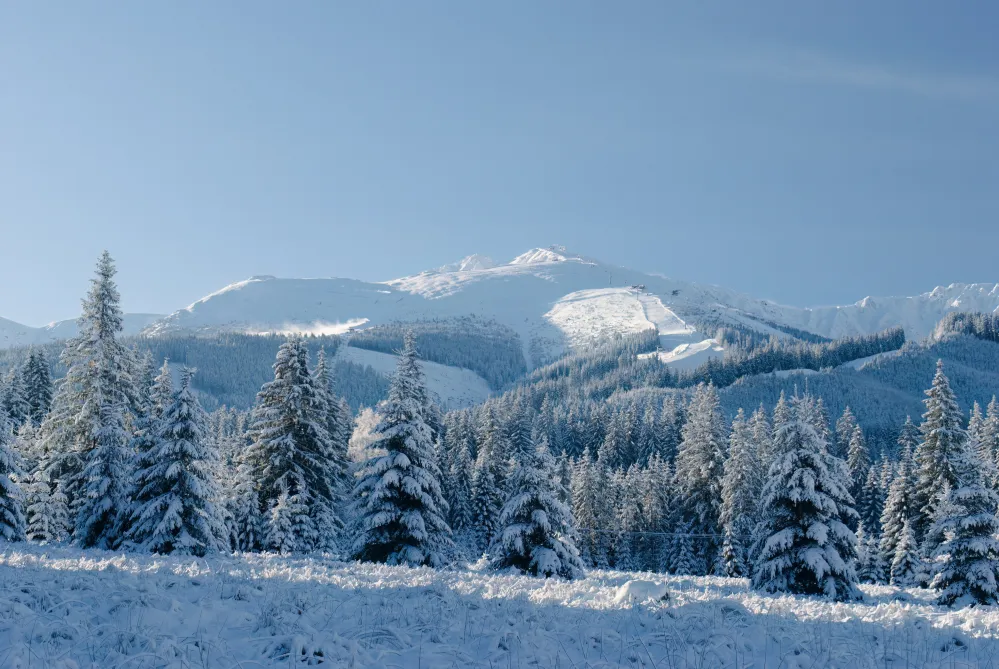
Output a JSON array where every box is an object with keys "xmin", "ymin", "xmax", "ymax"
[
  {"xmin": 448, "ymin": 440, "xmax": 475, "ymax": 552},
  {"xmin": 150, "ymin": 359, "xmax": 173, "ymax": 421},
  {"xmin": 846, "ymin": 425, "xmax": 871, "ymax": 503},
  {"xmin": 124, "ymin": 368, "xmax": 227, "ymax": 556},
  {"xmin": 12, "ymin": 422, "xmax": 41, "ymax": 478},
  {"xmin": 670, "ymin": 519, "xmax": 697, "ymax": 576},
  {"xmin": 0, "ymin": 412, "xmax": 26, "ymax": 541},
  {"xmin": 856, "ymin": 521, "xmax": 887, "ymax": 584},
  {"xmin": 913, "ymin": 360, "xmax": 968, "ymax": 548},
  {"xmin": 490, "ymin": 437, "xmax": 584, "ymax": 579},
  {"xmin": 930, "ymin": 443, "xmax": 999, "ymax": 606},
  {"xmin": 751, "ymin": 400, "xmax": 861, "ymax": 601},
  {"xmin": 879, "ymin": 449, "xmax": 917, "ymax": 570},
  {"xmin": 598, "ymin": 409, "xmax": 634, "ymax": 471},
  {"xmin": 22, "ymin": 350, "xmax": 53, "ymax": 427},
  {"xmin": 570, "ymin": 450, "xmax": 598, "ymax": 566},
  {"xmin": 968, "ymin": 402, "xmax": 985, "ymax": 454},
  {"xmin": 750, "ymin": 404, "xmax": 775, "ymax": 472},
  {"xmin": 657, "ymin": 395, "xmax": 684, "ymax": 463},
  {"xmin": 312, "ymin": 347, "xmax": 352, "ymax": 503},
  {"xmin": 40, "ymin": 252, "xmax": 134, "ymax": 548},
  {"xmin": 265, "ymin": 488, "xmax": 308, "ymax": 555},
  {"xmin": 613, "ymin": 465, "xmax": 644, "ymax": 571},
  {"xmin": 834, "ymin": 407, "xmax": 859, "ymax": 461},
  {"xmin": 984, "ymin": 396, "xmax": 999, "ymax": 468},
  {"xmin": 897, "ymin": 416, "xmax": 920, "ymax": 462},
  {"xmin": 642, "ymin": 454, "xmax": 673, "ymax": 572},
  {"xmin": 673, "ymin": 383, "xmax": 726, "ymax": 575},
  {"xmin": 350, "ymin": 332, "xmax": 453, "ymax": 567},
  {"xmin": 855, "ymin": 465, "xmax": 883, "ymax": 535},
  {"xmin": 812, "ymin": 398, "xmax": 833, "ymax": 448},
  {"xmin": 228, "ymin": 451, "xmax": 261, "ymax": 551},
  {"xmin": 470, "ymin": 407, "xmax": 509, "ymax": 552},
  {"xmin": 245, "ymin": 338, "xmax": 343, "ymax": 554},
  {"xmin": 719, "ymin": 408, "xmax": 763, "ymax": 577},
  {"xmin": 636, "ymin": 402, "xmax": 659, "ymax": 465},
  {"xmin": 1, "ymin": 369, "xmax": 30, "ymax": 429},
  {"xmin": 24, "ymin": 467, "xmax": 69, "ymax": 543},
  {"xmin": 504, "ymin": 396, "xmax": 534, "ymax": 461},
  {"xmin": 890, "ymin": 518, "xmax": 927, "ymax": 587},
  {"xmin": 771, "ymin": 392, "xmax": 792, "ymax": 443}
]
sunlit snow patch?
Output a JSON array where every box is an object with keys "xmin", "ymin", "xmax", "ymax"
[
  {"xmin": 639, "ymin": 338, "xmax": 725, "ymax": 370},
  {"xmin": 250, "ymin": 318, "xmax": 370, "ymax": 336},
  {"xmin": 545, "ymin": 288, "xmax": 656, "ymax": 346}
]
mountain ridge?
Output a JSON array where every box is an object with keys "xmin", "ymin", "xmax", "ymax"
[{"xmin": 3, "ymin": 248, "xmax": 998, "ymax": 359}]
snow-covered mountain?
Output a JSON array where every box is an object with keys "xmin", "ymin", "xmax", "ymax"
[
  {"xmin": 137, "ymin": 248, "xmax": 999, "ymax": 368},
  {"xmin": 5, "ymin": 248, "xmax": 998, "ymax": 365},
  {"xmin": 0, "ymin": 313, "xmax": 164, "ymax": 350}
]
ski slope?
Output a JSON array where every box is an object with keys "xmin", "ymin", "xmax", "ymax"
[
  {"xmin": 1, "ymin": 543, "xmax": 996, "ymax": 668},
  {"xmin": 337, "ymin": 345, "xmax": 491, "ymax": 409}
]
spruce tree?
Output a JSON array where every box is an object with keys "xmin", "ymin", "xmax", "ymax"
[
  {"xmin": 150, "ymin": 358, "xmax": 173, "ymax": 420},
  {"xmin": 245, "ymin": 338, "xmax": 343, "ymax": 553},
  {"xmin": 448, "ymin": 441, "xmax": 475, "ymax": 552},
  {"xmin": 470, "ymin": 407, "xmax": 509, "ymax": 552},
  {"xmin": 897, "ymin": 416, "xmax": 920, "ymax": 462},
  {"xmin": 913, "ymin": 361, "xmax": 968, "ymax": 548},
  {"xmin": 673, "ymin": 383, "xmax": 726, "ymax": 575},
  {"xmin": 855, "ymin": 465, "xmax": 883, "ymax": 535},
  {"xmin": 771, "ymin": 392, "xmax": 792, "ymax": 443},
  {"xmin": 125, "ymin": 368, "xmax": 227, "ymax": 556},
  {"xmin": 752, "ymin": 401, "xmax": 861, "ymax": 601},
  {"xmin": 312, "ymin": 347, "xmax": 352, "ymax": 502},
  {"xmin": 856, "ymin": 521, "xmax": 887, "ymax": 584},
  {"xmin": 0, "ymin": 415, "xmax": 26, "ymax": 542},
  {"xmin": 228, "ymin": 452, "xmax": 261, "ymax": 551},
  {"xmin": 890, "ymin": 518, "xmax": 927, "ymax": 588},
  {"xmin": 613, "ymin": 466, "xmax": 643, "ymax": 571},
  {"xmin": 969, "ymin": 402, "xmax": 986, "ymax": 459},
  {"xmin": 879, "ymin": 452, "xmax": 917, "ymax": 570},
  {"xmin": 750, "ymin": 404, "xmax": 774, "ymax": 471},
  {"xmin": 490, "ymin": 438, "xmax": 584, "ymax": 579},
  {"xmin": 1, "ymin": 369, "xmax": 30, "ymax": 429},
  {"xmin": 846, "ymin": 425, "xmax": 871, "ymax": 502},
  {"xmin": 719, "ymin": 408, "xmax": 762, "ymax": 577},
  {"xmin": 24, "ymin": 469, "xmax": 69, "ymax": 544},
  {"xmin": 984, "ymin": 396, "xmax": 999, "ymax": 471},
  {"xmin": 41, "ymin": 251, "xmax": 133, "ymax": 548},
  {"xmin": 350, "ymin": 332, "xmax": 453, "ymax": 566},
  {"xmin": 570, "ymin": 450, "xmax": 598, "ymax": 566},
  {"xmin": 930, "ymin": 444, "xmax": 999, "ymax": 607},
  {"xmin": 22, "ymin": 350, "xmax": 53, "ymax": 427},
  {"xmin": 834, "ymin": 407, "xmax": 859, "ymax": 461}
]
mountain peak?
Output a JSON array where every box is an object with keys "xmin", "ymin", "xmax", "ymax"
[
  {"xmin": 437, "ymin": 254, "xmax": 497, "ymax": 273},
  {"xmin": 509, "ymin": 247, "xmax": 569, "ymax": 266}
]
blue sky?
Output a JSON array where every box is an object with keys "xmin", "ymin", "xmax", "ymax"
[{"xmin": 2, "ymin": 2, "xmax": 997, "ymax": 325}]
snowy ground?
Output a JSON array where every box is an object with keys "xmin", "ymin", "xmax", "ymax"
[{"xmin": 1, "ymin": 545, "xmax": 997, "ymax": 668}]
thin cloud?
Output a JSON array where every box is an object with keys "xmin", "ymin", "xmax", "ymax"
[{"xmin": 725, "ymin": 50, "xmax": 999, "ymax": 102}]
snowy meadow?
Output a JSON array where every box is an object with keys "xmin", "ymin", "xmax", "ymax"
[{"xmin": 1, "ymin": 543, "xmax": 998, "ymax": 669}]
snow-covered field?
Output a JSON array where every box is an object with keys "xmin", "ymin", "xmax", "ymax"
[{"xmin": 1, "ymin": 544, "xmax": 997, "ymax": 668}]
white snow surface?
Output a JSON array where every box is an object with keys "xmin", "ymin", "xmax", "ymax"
[
  {"xmin": 2, "ymin": 544, "xmax": 998, "ymax": 668},
  {"xmin": 639, "ymin": 339, "xmax": 726, "ymax": 370},
  {"xmin": 337, "ymin": 345, "xmax": 490, "ymax": 409}
]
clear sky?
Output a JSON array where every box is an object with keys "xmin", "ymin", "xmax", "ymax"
[{"xmin": 2, "ymin": 2, "xmax": 997, "ymax": 326}]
